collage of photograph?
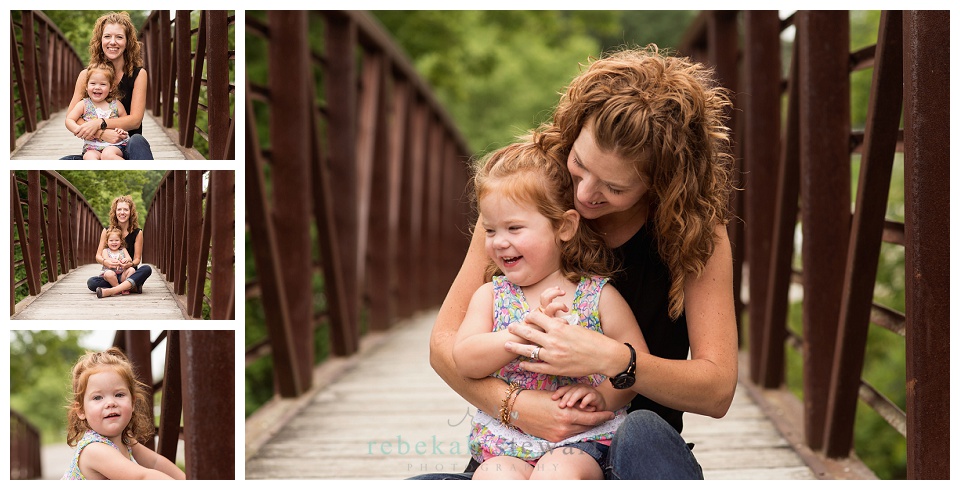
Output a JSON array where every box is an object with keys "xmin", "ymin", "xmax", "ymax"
[{"xmin": 4, "ymin": 8, "xmax": 952, "ymax": 484}]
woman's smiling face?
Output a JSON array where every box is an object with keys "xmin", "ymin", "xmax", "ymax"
[
  {"xmin": 101, "ymin": 23, "xmax": 127, "ymax": 63},
  {"xmin": 115, "ymin": 201, "xmax": 130, "ymax": 224},
  {"xmin": 567, "ymin": 118, "xmax": 649, "ymax": 222}
]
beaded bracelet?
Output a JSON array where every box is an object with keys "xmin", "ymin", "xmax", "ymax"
[
  {"xmin": 506, "ymin": 386, "xmax": 523, "ymax": 426},
  {"xmin": 498, "ymin": 382, "xmax": 522, "ymax": 426}
]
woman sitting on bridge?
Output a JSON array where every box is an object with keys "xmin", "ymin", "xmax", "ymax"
[
  {"xmin": 424, "ymin": 45, "xmax": 738, "ymax": 480},
  {"xmin": 87, "ymin": 195, "xmax": 153, "ymax": 298},
  {"xmin": 61, "ymin": 11, "xmax": 153, "ymax": 160}
]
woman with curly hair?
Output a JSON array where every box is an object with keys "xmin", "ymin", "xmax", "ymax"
[
  {"xmin": 86, "ymin": 195, "xmax": 153, "ymax": 298},
  {"xmin": 422, "ymin": 45, "xmax": 738, "ymax": 479},
  {"xmin": 62, "ymin": 11, "xmax": 154, "ymax": 160},
  {"xmin": 62, "ymin": 347, "xmax": 183, "ymax": 479}
]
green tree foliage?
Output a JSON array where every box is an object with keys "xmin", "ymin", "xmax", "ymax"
[
  {"xmin": 10, "ymin": 330, "xmax": 90, "ymax": 444},
  {"xmin": 372, "ymin": 11, "xmax": 699, "ymax": 155},
  {"xmin": 56, "ymin": 170, "xmax": 163, "ymax": 226},
  {"xmin": 42, "ymin": 10, "xmax": 150, "ymax": 66}
]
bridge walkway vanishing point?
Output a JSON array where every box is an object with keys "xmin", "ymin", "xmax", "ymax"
[
  {"xmin": 245, "ymin": 310, "xmax": 877, "ymax": 480},
  {"xmin": 12, "ymin": 263, "xmax": 186, "ymax": 320},
  {"xmin": 10, "ymin": 109, "xmax": 190, "ymax": 160}
]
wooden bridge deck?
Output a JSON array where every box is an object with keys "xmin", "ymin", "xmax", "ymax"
[
  {"xmin": 245, "ymin": 311, "xmax": 829, "ymax": 480},
  {"xmin": 12, "ymin": 263, "xmax": 186, "ymax": 320},
  {"xmin": 10, "ymin": 109, "xmax": 190, "ymax": 160}
]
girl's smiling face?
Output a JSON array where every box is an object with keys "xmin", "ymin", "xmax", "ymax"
[
  {"xmin": 86, "ymin": 71, "xmax": 111, "ymax": 103},
  {"xmin": 480, "ymin": 191, "xmax": 563, "ymax": 288},
  {"xmin": 78, "ymin": 369, "xmax": 134, "ymax": 439},
  {"xmin": 107, "ymin": 234, "xmax": 122, "ymax": 251}
]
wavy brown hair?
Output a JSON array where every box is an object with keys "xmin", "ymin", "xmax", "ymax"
[
  {"xmin": 473, "ymin": 136, "xmax": 616, "ymax": 283},
  {"xmin": 65, "ymin": 347, "xmax": 154, "ymax": 447},
  {"xmin": 109, "ymin": 195, "xmax": 140, "ymax": 231},
  {"xmin": 545, "ymin": 45, "xmax": 734, "ymax": 319},
  {"xmin": 88, "ymin": 11, "xmax": 143, "ymax": 78}
]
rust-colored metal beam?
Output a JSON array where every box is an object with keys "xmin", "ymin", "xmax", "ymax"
[
  {"xmin": 823, "ymin": 10, "xmax": 904, "ymax": 458},
  {"xmin": 743, "ymin": 11, "xmax": 782, "ymax": 386},
  {"xmin": 796, "ymin": 11, "xmax": 850, "ymax": 451},
  {"xmin": 902, "ymin": 10, "xmax": 950, "ymax": 481}
]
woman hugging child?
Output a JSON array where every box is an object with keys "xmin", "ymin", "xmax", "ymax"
[
  {"xmin": 62, "ymin": 348, "xmax": 184, "ymax": 480},
  {"xmin": 64, "ymin": 62, "xmax": 129, "ymax": 160},
  {"xmin": 453, "ymin": 138, "xmax": 648, "ymax": 479}
]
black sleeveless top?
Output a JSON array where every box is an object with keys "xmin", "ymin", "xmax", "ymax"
[
  {"xmin": 124, "ymin": 228, "xmax": 141, "ymax": 261},
  {"xmin": 116, "ymin": 67, "xmax": 143, "ymax": 135},
  {"xmin": 610, "ymin": 223, "xmax": 690, "ymax": 434}
]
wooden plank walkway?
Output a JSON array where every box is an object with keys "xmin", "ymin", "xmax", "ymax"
[
  {"xmin": 245, "ymin": 311, "xmax": 818, "ymax": 480},
  {"xmin": 10, "ymin": 109, "xmax": 189, "ymax": 160},
  {"xmin": 12, "ymin": 263, "xmax": 186, "ymax": 320}
]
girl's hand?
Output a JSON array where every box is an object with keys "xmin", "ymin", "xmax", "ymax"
[
  {"xmin": 101, "ymin": 128, "xmax": 127, "ymax": 144},
  {"xmin": 102, "ymin": 257, "xmax": 120, "ymax": 269},
  {"xmin": 74, "ymin": 118, "xmax": 101, "ymax": 140},
  {"xmin": 553, "ymin": 383, "xmax": 607, "ymax": 411},
  {"xmin": 505, "ymin": 309, "xmax": 619, "ymax": 377}
]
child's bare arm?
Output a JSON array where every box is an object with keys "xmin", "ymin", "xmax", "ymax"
[
  {"xmin": 80, "ymin": 442, "xmax": 177, "ymax": 480},
  {"xmin": 64, "ymin": 101, "xmax": 86, "ymax": 135},
  {"xmin": 131, "ymin": 442, "xmax": 186, "ymax": 479},
  {"xmin": 453, "ymin": 283, "xmax": 529, "ymax": 379}
]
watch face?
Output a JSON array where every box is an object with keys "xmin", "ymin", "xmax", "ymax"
[{"xmin": 611, "ymin": 373, "xmax": 636, "ymax": 389}]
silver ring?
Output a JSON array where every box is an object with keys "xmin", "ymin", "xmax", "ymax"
[{"xmin": 530, "ymin": 346, "xmax": 541, "ymax": 361}]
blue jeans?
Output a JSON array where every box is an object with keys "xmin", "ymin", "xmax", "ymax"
[
  {"xmin": 60, "ymin": 134, "xmax": 154, "ymax": 160},
  {"xmin": 86, "ymin": 265, "xmax": 152, "ymax": 292},
  {"xmin": 407, "ymin": 410, "xmax": 702, "ymax": 480}
]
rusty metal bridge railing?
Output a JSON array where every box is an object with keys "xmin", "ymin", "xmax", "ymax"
[
  {"xmin": 139, "ymin": 10, "xmax": 236, "ymax": 159},
  {"xmin": 11, "ymin": 171, "xmax": 102, "ymax": 315},
  {"xmin": 143, "ymin": 170, "xmax": 236, "ymax": 320},
  {"xmin": 680, "ymin": 10, "xmax": 949, "ymax": 479},
  {"xmin": 10, "ymin": 10, "xmax": 235, "ymax": 160},
  {"xmin": 113, "ymin": 330, "xmax": 234, "ymax": 479},
  {"xmin": 10, "ymin": 409, "xmax": 42, "ymax": 480},
  {"xmin": 9, "ymin": 10, "xmax": 82, "ymax": 151},
  {"xmin": 245, "ymin": 10, "xmax": 472, "ymax": 397}
]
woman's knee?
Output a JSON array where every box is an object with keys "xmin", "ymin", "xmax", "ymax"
[
  {"xmin": 86, "ymin": 277, "xmax": 102, "ymax": 291},
  {"xmin": 137, "ymin": 265, "xmax": 153, "ymax": 278},
  {"xmin": 616, "ymin": 410, "xmax": 675, "ymax": 441},
  {"xmin": 125, "ymin": 134, "xmax": 154, "ymax": 160}
]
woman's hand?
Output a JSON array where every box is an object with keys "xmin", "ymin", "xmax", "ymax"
[
  {"xmin": 511, "ymin": 389, "xmax": 614, "ymax": 442},
  {"xmin": 102, "ymin": 257, "xmax": 122, "ymax": 270},
  {"xmin": 74, "ymin": 118, "xmax": 102, "ymax": 140},
  {"xmin": 505, "ymin": 310, "xmax": 621, "ymax": 378}
]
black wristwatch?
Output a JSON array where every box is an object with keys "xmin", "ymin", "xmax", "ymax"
[
  {"xmin": 100, "ymin": 118, "xmax": 108, "ymax": 130},
  {"xmin": 610, "ymin": 343, "xmax": 637, "ymax": 389}
]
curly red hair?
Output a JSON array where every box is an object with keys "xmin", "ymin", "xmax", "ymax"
[
  {"xmin": 65, "ymin": 347, "xmax": 154, "ymax": 447},
  {"xmin": 544, "ymin": 45, "xmax": 735, "ymax": 319}
]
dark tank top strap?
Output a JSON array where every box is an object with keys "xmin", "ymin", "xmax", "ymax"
[{"xmin": 116, "ymin": 67, "xmax": 143, "ymax": 135}]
